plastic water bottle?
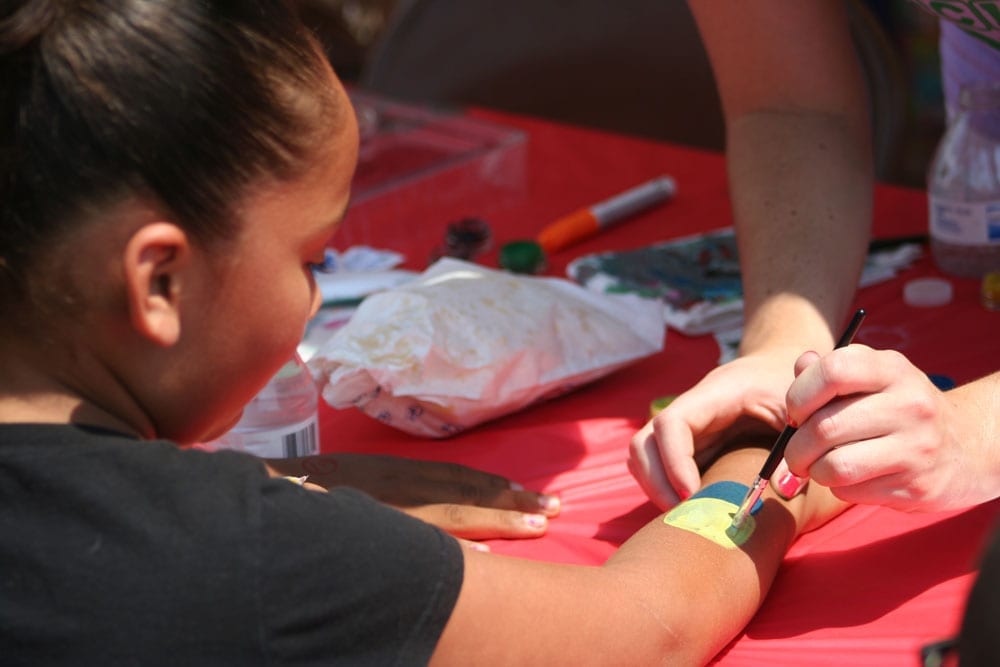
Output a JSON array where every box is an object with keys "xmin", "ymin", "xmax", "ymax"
[
  {"xmin": 210, "ymin": 352, "xmax": 320, "ymax": 458},
  {"xmin": 927, "ymin": 82, "xmax": 1000, "ymax": 278}
]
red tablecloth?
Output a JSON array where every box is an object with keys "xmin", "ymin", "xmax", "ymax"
[{"xmin": 323, "ymin": 108, "xmax": 1000, "ymax": 665}]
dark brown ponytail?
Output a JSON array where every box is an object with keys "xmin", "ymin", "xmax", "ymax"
[
  {"xmin": 0, "ymin": 0, "xmax": 338, "ymax": 306},
  {"xmin": 0, "ymin": 0, "xmax": 58, "ymax": 54}
]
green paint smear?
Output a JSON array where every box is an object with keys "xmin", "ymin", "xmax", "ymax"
[{"xmin": 663, "ymin": 497, "xmax": 755, "ymax": 548}]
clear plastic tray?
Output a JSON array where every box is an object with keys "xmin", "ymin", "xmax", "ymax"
[{"xmin": 337, "ymin": 89, "xmax": 527, "ymax": 251}]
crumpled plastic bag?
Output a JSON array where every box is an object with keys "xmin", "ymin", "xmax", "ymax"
[{"xmin": 310, "ymin": 258, "xmax": 665, "ymax": 437}]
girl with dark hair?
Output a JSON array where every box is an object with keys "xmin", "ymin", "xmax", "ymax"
[
  {"xmin": 0, "ymin": 1, "xmax": 848, "ymax": 664},
  {"xmin": 1, "ymin": 0, "xmax": 562, "ymax": 540}
]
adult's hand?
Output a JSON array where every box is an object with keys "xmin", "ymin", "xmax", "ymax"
[
  {"xmin": 267, "ymin": 453, "xmax": 560, "ymax": 541},
  {"xmin": 629, "ymin": 351, "xmax": 796, "ymax": 509},
  {"xmin": 780, "ymin": 345, "xmax": 999, "ymax": 512}
]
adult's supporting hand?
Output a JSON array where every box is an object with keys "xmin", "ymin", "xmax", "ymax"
[{"xmin": 629, "ymin": 350, "xmax": 796, "ymax": 508}]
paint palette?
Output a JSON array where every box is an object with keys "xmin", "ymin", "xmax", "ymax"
[
  {"xmin": 568, "ymin": 228, "xmax": 744, "ymax": 335},
  {"xmin": 568, "ymin": 228, "xmax": 922, "ymax": 336}
]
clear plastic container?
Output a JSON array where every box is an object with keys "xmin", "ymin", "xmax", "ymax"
[
  {"xmin": 210, "ymin": 353, "xmax": 320, "ymax": 458},
  {"xmin": 927, "ymin": 82, "xmax": 1000, "ymax": 278}
]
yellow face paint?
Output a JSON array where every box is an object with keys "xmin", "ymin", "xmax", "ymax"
[{"xmin": 662, "ymin": 481, "xmax": 760, "ymax": 548}]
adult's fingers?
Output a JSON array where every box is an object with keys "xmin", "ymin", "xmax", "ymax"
[
  {"xmin": 785, "ymin": 388, "xmax": 911, "ymax": 478},
  {"xmin": 628, "ymin": 425, "xmax": 683, "ymax": 510},
  {"xmin": 785, "ymin": 345, "xmax": 892, "ymax": 428},
  {"xmin": 824, "ymin": 469, "xmax": 934, "ymax": 511},
  {"xmin": 793, "ymin": 350, "xmax": 821, "ymax": 377},
  {"xmin": 654, "ymin": 413, "xmax": 702, "ymax": 503}
]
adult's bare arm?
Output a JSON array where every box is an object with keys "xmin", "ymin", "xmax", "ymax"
[{"xmin": 630, "ymin": 0, "xmax": 876, "ymax": 506}]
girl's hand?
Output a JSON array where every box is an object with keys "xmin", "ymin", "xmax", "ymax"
[{"xmin": 268, "ymin": 453, "xmax": 560, "ymax": 540}]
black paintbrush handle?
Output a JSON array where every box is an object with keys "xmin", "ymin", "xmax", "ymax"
[{"xmin": 754, "ymin": 308, "xmax": 866, "ymax": 482}]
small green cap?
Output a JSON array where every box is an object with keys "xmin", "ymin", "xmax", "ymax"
[
  {"xmin": 499, "ymin": 240, "xmax": 547, "ymax": 274},
  {"xmin": 649, "ymin": 395, "xmax": 677, "ymax": 418}
]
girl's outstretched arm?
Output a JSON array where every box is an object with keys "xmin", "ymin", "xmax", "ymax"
[{"xmin": 433, "ymin": 445, "xmax": 849, "ymax": 666}]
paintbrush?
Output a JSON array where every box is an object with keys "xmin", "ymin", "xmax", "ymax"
[{"xmin": 730, "ymin": 308, "xmax": 867, "ymax": 529}]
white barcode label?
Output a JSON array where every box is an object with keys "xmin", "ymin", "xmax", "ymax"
[
  {"xmin": 282, "ymin": 420, "xmax": 318, "ymax": 458},
  {"xmin": 222, "ymin": 414, "xmax": 320, "ymax": 459}
]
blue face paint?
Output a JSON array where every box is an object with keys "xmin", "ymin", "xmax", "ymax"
[
  {"xmin": 688, "ymin": 480, "xmax": 764, "ymax": 512},
  {"xmin": 928, "ymin": 374, "xmax": 956, "ymax": 391},
  {"xmin": 662, "ymin": 481, "xmax": 762, "ymax": 548}
]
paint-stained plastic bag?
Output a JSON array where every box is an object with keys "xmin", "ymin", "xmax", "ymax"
[{"xmin": 310, "ymin": 258, "xmax": 665, "ymax": 438}]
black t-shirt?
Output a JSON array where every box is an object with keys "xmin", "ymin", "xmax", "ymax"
[{"xmin": 0, "ymin": 424, "xmax": 463, "ymax": 666}]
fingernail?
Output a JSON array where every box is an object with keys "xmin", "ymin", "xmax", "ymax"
[
  {"xmin": 509, "ymin": 481, "xmax": 525, "ymax": 491},
  {"xmin": 775, "ymin": 472, "xmax": 807, "ymax": 499},
  {"xmin": 468, "ymin": 542, "xmax": 491, "ymax": 553},
  {"xmin": 538, "ymin": 494, "xmax": 560, "ymax": 513},
  {"xmin": 523, "ymin": 513, "xmax": 547, "ymax": 529}
]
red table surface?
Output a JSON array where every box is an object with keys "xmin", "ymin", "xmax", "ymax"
[{"xmin": 322, "ymin": 108, "xmax": 1000, "ymax": 665}]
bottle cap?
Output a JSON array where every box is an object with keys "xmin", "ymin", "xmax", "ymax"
[
  {"xmin": 982, "ymin": 271, "xmax": 1000, "ymax": 311},
  {"xmin": 649, "ymin": 395, "xmax": 677, "ymax": 418},
  {"xmin": 430, "ymin": 217, "xmax": 493, "ymax": 263},
  {"xmin": 499, "ymin": 240, "xmax": 547, "ymax": 274},
  {"xmin": 903, "ymin": 277, "xmax": 953, "ymax": 307}
]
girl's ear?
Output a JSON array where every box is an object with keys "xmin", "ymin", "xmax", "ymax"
[{"xmin": 122, "ymin": 222, "xmax": 192, "ymax": 347}]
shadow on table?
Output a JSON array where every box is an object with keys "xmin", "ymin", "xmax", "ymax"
[{"xmin": 748, "ymin": 504, "xmax": 997, "ymax": 638}]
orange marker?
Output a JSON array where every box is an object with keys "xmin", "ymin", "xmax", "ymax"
[{"xmin": 536, "ymin": 176, "xmax": 676, "ymax": 254}]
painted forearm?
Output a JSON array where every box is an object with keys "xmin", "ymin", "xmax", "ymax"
[
  {"xmin": 602, "ymin": 446, "xmax": 810, "ymax": 664},
  {"xmin": 435, "ymin": 445, "xmax": 845, "ymax": 665}
]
